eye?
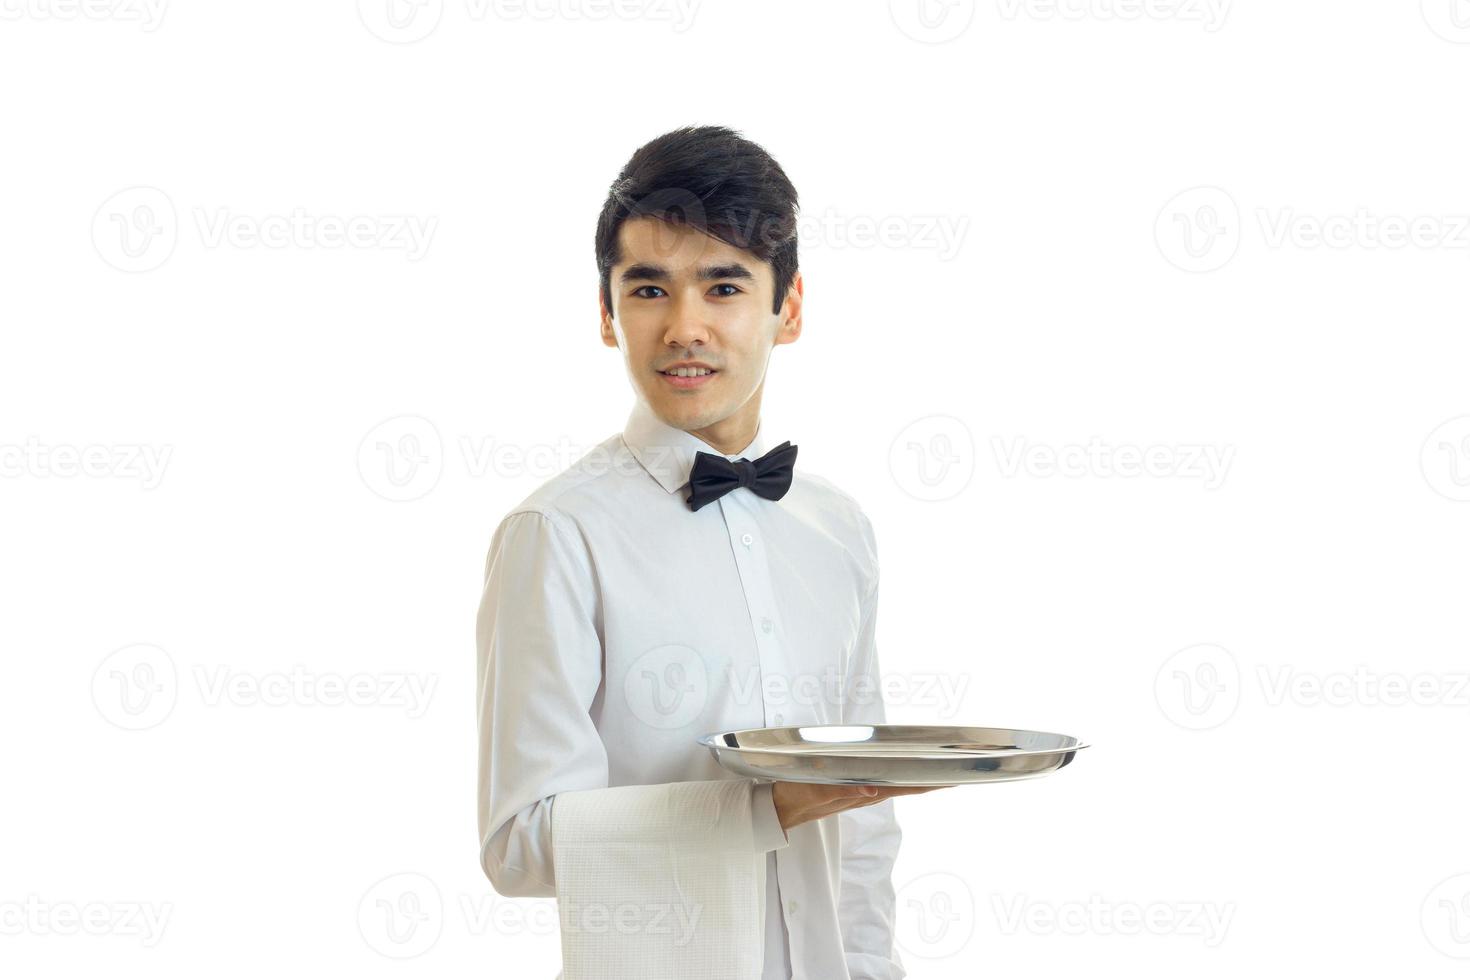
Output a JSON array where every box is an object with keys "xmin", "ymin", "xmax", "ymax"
[
  {"xmin": 633, "ymin": 285, "xmax": 666, "ymax": 299},
  {"xmin": 710, "ymin": 283, "xmax": 742, "ymax": 298}
]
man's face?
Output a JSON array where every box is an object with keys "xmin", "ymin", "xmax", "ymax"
[{"xmin": 601, "ymin": 216, "xmax": 801, "ymax": 438}]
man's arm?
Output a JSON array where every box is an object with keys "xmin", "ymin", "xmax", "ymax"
[
  {"xmin": 475, "ymin": 509, "xmax": 787, "ymax": 898},
  {"xmin": 476, "ymin": 509, "xmax": 608, "ymax": 896},
  {"xmin": 836, "ymin": 512, "xmax": 907, "ymax": 980}
]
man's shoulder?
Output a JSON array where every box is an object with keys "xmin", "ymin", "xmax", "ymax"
[
  {"xmin": 792, "ymin": 468, "xmax": 863, "ymax": 511},
  {"xmin": 492, "ymin": 430, "xmax": 636, "ymax": 533},
  {"xmin": 787, "ymin": 467, "xmax": 878, "ymax": 574}
]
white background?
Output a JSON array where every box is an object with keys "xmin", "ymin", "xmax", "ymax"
[{"xmin": 3, "ymin": 1, "xmax": 1469, "ymax": 977}]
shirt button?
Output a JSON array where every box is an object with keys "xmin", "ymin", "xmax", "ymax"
[
  {"xmin": 741, "ymin": 532, "xmax": 753, "ymax": 547},
  {"xmin": 787, "ymin": 900, "xmax": 799, "ymax": 915},
  {"xmin": 773, "ymin": 713, "xmax": 784, "ymax": 725},
  {"xmin": 761, "ymin": 618, "xmax": 773, "ymax": 634}
]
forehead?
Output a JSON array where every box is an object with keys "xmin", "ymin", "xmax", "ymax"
[{"xmin": 615, "ymin": 216, "xmax": 769, "ymax": 279}]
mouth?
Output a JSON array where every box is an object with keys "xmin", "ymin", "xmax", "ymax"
[{"xmin": 659, "ymin": 365, "xmax": 720, "ymax": 389}]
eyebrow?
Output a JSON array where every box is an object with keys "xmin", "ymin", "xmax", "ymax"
[{"xmin": 619, "ymin": 262, "xmax": 756, "ymax": 284}]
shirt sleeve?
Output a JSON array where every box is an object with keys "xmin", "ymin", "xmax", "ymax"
[
  {"xmin": 476, "ymin": 509, "xmax": 609, "ymax": 897},
  {"xmin": 476, "ymin": 509, "xmax": 783, "ymax": 898},
  {"xmin": 837, "ymin": 512, "xmax": 907, "ymax": 980}
]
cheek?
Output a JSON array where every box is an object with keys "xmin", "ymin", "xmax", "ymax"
[
  {"xmin": 611, "ymin": 314, "xmax": 652, "ymax": 353},
  {"xmin": 715, "ymin": 306, "xmax": 771, "ymax": 343}
]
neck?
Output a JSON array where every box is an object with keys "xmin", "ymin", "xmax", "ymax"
[{"xmin": 688, "ymin": 392, "xmax": 762, "ymax": 456}]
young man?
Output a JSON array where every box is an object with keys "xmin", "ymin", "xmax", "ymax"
[{"xmin": 476, "ymin": 125, "xmax": 944, "ymax": 979}]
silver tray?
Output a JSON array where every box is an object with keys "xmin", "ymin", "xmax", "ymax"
[{"xmin": 697, "ymin": 724, "xmax": 1087, "ymax": 786}]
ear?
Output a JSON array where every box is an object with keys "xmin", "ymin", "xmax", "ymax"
[
  {"xmin": 599, "ymin": 285, "xmax": 618, "ymax": 348},
  {"xmin": 774, "ymin": 272, "xmax": 803, "ymax": 346}
]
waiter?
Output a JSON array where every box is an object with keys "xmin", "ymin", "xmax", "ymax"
[{"xmin": 476, "ymin": 125, "xmax": 948, "ymax": 979}]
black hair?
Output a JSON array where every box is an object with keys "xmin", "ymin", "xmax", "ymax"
[{"xmin": 595, "ymin": 125, "xmax": 800, "ymax": 317}]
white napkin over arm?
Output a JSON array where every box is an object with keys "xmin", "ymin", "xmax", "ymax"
[
  {"xmin": 476, "ymin": 509, "xmax": 791, "ymax": 976},
  {"xmin": 553, "ymin": 779, "xmax": 786, "ymax": 979}
]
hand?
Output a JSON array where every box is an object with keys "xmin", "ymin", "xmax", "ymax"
[{"xmin": 770, "ymin": 780, "xmax": 956, "ymax": 832}]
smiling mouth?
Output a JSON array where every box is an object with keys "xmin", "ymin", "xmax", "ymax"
[
  {"xmin": 660, "ymin": 367, "xmax": 719, "ymax": 378},
  {"xmin": 658, "ymin": 366, "xmax": 719, "ymax": 390}
]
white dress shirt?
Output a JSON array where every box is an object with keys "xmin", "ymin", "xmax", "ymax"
[{"xmin": 476, "ymin": 396, "xmax": 906, "ymax": 980}]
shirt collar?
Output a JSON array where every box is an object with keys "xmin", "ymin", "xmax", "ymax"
[{"xmin": 621, "ymin": 397, "xmax": 771, "ymax": 495}]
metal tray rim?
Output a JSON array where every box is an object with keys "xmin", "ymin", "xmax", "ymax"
[{"xmin": 696, "ymin": 724, "xmax": 1091, "ymax": 758}]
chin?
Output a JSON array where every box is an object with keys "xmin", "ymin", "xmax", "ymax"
[{"xmin": 650, "ymin": 393, "xmax": 715, "ymax": 428}]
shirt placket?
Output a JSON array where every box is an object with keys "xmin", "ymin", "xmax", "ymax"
[
  {"xmin": 717, "ymin": 491, "xmax": 792, "ymax": 728},
  {"xmin": 718, "ymin": 490, "xmax": 808, "ymax": 978}
]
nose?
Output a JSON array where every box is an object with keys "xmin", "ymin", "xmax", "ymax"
[{"xmin": 661, "ymin": 289, "xmax": 712, "ymax": 350}]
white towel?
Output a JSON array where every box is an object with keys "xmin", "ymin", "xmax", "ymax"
[{"xmin": 551, "ymin": 779, "xmax": 766, "ymax": 979}]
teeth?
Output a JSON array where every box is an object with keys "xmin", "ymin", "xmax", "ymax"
[{"xmin": 666, "ymin": 368, "xmax": 713, "ymax": 377}]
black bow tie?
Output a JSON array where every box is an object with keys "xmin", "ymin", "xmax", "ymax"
[{"xmin": 686, "ymin": 441, "xmax": 798, "ymax": 512}]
